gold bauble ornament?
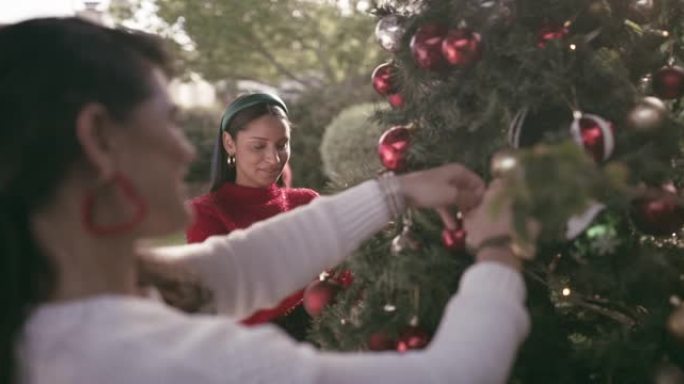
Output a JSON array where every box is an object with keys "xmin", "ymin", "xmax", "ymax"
[{"xmin": 490, "ymin": 149, "xmax": 519, "ymax": 178}]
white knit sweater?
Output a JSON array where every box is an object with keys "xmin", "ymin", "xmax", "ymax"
[{"xmin": 18, "ymin": 180, "xmax": 530, "ymax": 384}]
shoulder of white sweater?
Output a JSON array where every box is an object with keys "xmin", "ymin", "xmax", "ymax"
[{"xmin": 22, "ymin": 297, "xmax": 318, "ymax": 384}]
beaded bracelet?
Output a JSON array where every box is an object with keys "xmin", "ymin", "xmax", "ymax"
[{"xmin": 377, "ymin": 172, "xmax": 405, "ymax": 218}]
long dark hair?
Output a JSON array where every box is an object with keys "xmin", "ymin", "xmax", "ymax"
[
  {"xmin": 209, "ymin": 101, "xmax": 289, "ymax": 191},
  {"xmin": 0, "ymin": 17, "xmax": 172, "ymax": 382}
]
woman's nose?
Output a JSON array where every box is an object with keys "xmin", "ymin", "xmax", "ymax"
[{"xmin": 265, "ymin": 148, "xmax": 280, "ymax": 164}]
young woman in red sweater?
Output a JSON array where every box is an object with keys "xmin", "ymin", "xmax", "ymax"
[{"xmin": 186, "ymin": 93, "xmax": 317, "ymax": 339}]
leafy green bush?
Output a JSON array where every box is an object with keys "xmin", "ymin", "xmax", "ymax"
[
  {"xmin": 287, "ymin": 82, "xmax": 376, "ymax": 191},
  {"xmin": 320, "ymin": 103, "xmax": 386, "ymax": 187}
]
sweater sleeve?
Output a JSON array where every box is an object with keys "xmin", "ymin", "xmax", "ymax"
[
  {"xmin": 150, "ymin": 180, "xmax": 392, "ymax": 318},
  {"xmin": 55, "ymin": 263, "xmax": 527, "ymax": 384}
]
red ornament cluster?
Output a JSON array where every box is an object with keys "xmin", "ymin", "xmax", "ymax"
[
  {"xmin": 410, "ymin": 24, "xmax": 483, "ymax": 70},
  {"xmin": 537, "ymin": 22, "xmax": 569, "ymax": 48},
  {"xmin": 302, "ymin": 269, "xmax": 354, "ymax": 317},
  {"xmin": 442, "ymin": 227, "xmax": 467, "ymax": 251},
  {"xmin": 395, "ymin": 326, "xmax": 431, "ymax": 353},
  {"xmin": 371, "ymin": 62, "xmax": 405, "ymax": 109},
  {"xmin": 378, "ymin": 126, "xmax": 411, "ymax": 171},
  {"xmin": 303, "ymin": 279, "xmax": 339, "ymax": 317},
  {"xmin": 439, "ymin": 210, "xmax": 467, "ymax": 252},
  {"xmin": 367, "ymin": 326, "xmax": 431, "ymax": 352},
  {"xmin": 410, "ymin": 24, "xmax": 448, "ymax": 70},
  {"xmin": 569, "ymin": 113, "xmax": 615, "ymax": 162},
  {"xmin": 631, "ymin": 186, "xmax": 684, "ymax": 236},
  {"xmin": 441, "ymin": 28, "xmax": 483, "ymax": 67},
  {"xmin": 387, "ymin": 93, "xmax": 405, "ymax": 108},
  {"xmin": 367, "ymin": 331, "xmax": 395, "ymax": 351},
  {"xmin": 652, "ymin": 65, "xmax": 684, "ymax": 100},
  {"xmin": 334, "ymin": 269, "xmax": 354, "ymax": 288},
  {"xmin": 371, "ymin": 62, "xmax": 398, "ymax": 95}
]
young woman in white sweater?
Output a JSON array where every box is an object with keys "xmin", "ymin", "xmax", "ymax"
[{"xmin": 1, "ymin": 18, "xmax": 533, "ymax": 384}]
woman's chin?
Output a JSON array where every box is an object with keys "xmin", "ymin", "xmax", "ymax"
[{"xmin": 265, "ymin": 176, "xmax": 282, "ymax": 186}]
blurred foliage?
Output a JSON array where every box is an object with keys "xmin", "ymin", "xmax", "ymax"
[
  {"xmin": 179, "ymin": 108, "xmax": 220, "ymax": 187},
  {"xmin": 113, "ymin": 0, "xmax": 382, "ymax": 88},
  {"xmin": 320, "ymin": 103, "xmax": 386, "ymax": 187}
]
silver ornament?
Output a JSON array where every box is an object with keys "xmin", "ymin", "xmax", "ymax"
[
  {"xmin": 627, "ymin": 96, "xmax": 668, "ymax": 133},
  {"xmin": 375, "ymin": 15, "xmax": 406, "ymax": 52},
  {"xmin": 629, "ymin": 0, "xmax": 657, "ymax": 22},
  {"xmin": 507, "ymin": 108, "xmax": 528, "ymax": 148},
  {"xmin": 565, "ymin": 202, "xmax": 605, "ymax": 240},
  {"xmin": 470, "ymin": 0, "xmax": 516, "ymax": 27},
  {"xmin": 390, "ymin": 220, "xmax": 419, "ymax": 256}
]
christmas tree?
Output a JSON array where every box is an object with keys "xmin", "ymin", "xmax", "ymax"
[{"xmin": 307, "ymin": 0, "xmax": 684, "ymax": 382}]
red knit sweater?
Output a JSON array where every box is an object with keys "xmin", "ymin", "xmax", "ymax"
[{"xmin": 186, "ymin": 183, "xmax": 318, "ymax": 325}]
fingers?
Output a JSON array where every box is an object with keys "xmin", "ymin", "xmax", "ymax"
[
  {"xmin": 398, "ymin": 163, "xmax": 485, "ymax": 211},
  {"xmin": 447, "ymin": 164, "xmax": 485, "ymax": 211},
  {"xmin": 452, "ymin": 164, "xmax": 486, "ymax": 193},
  {"xmin": 436, "ymin": 207, "xmax": 458, "ymax": 230}
]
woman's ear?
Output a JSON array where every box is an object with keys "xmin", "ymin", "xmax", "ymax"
[
  {"xmin": 74, "ymin": 103, "xmax": 120, "ymax": 181},
  {"xmin": 222, "ymin": 132, "xmax": 236, "ymax": 156}
]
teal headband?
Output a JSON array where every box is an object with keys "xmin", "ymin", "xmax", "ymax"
[{"xmin": 219, "ymin": 92, "xmax": 288, "ymax": 132}]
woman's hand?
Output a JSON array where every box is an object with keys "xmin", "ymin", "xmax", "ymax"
[
  {"xmin": 463, "ymin": 179, "xmax": 514, "ymax": 248},
  {"xmin": 397, "ymin": 163, "xmax": 486, "ymax": 212},
  {"xmin": 463, "ymin": 179, "xmax": 540, "ymax": 270}
]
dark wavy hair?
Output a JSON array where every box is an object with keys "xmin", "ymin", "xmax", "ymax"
[
  {"xmin": 0, "ymin": 17, "xmax": 172, "ymax": 383},
  {"xmin": 209, "ymin": 100, "xmax": 289, "ymax": 192}
]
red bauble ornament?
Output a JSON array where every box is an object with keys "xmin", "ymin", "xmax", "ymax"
[
  {"xmin": 368, "ymin": 331, "xmax": 395, "ymax": 351},
  {"xmin": 334, "ymin": 270, "xmax": 354, "ymax": 288},
  {"xmin": 653, "ymin": 65, "xmax": 684, "ymax": 100},
  {"xmin": 569, "ymin": 113, "xmax": 615, "ymax": 162},
  {"xmin": 378, "ymin": 126, "xmax": 411, "ymax": 171},
  {"xmin": 303, "ymin": 279, "xmax": 339, "ymax": 317},
  {"xmin": 442, "ymin": 228, "xmax": 467, "ymax": 251},
  {"xmin": 441, "ymin": 28, "xmax": 483, "ymax": 67},
  {"xmin": 410, "ymin": 24, "xmax": 448, "ymax": 71},
  {"xmin": 396, "ymin": 326, "xmax": 430, "ymax": 353},
  {"xmin": 371, "ymin": 62, "xmax": 399, "ymax": 96},
  {"xmin": 632, "ymin": 189, "xmax": 684, "ymax": 236},
  {"xmin": 387, "ymin": 93, "xmax": 405, "ymax": 108},
  {"xmin": 537, "ymin": 22, "xmax": 569, "ymax": 48},
  {"xmin": 438, "ymin": 209, "xmax": 466, "ymax": 251}
]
